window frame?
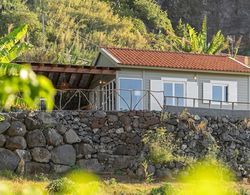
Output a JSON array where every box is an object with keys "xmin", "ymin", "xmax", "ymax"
[
  {"xmin": 211, "ymin": 83, "xmax": 229, "ymax": 104},
  {"xmin": 118, "ymin": 77, "xmax": 143, "ymax": 111},
  {"xmin": 163, "ymin": 81, "xmax": 186, "ymax": 106}
]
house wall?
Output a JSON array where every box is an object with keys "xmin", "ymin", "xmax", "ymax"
[
  {"xmin": 117, "ymin": 68, "xmax": 250, "ymax": 110},
  {"xmin": 94, "ymin": 53, "xmax": 117, "ymax": 67}
]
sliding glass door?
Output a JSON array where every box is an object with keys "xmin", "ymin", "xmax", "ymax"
[{"xmin": 119, "ymin": 78, "xmax": 143, "ymax": 110}]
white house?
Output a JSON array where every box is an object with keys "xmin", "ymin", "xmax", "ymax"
[{"xmin": 90, "ymin": 47, "xmax": 250, "ymax": 111}]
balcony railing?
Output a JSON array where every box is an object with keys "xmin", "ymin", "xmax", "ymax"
[{"xmin": 45, "ymin": 89, "xmax": 250, "ymax": 111}]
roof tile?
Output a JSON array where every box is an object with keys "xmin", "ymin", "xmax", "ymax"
[{"xmin": 103, "ymin": 47, "xmax": 250, "ymax": 73}]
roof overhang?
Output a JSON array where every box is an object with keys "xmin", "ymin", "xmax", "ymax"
[
  {"xmin": 116, "ymin": 64, "xmax": 250, "ymax": 76},
  {"xmin": 17, "ymin": 62, "xmax": 117, "ymax": 89}
]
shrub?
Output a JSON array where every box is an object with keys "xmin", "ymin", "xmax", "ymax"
[
  {"xmin": 46, "ymin": 178, "xmax": 75, "ymax": 194},
  {"xmin": 104, "ymin": 178, "xmax": 117, "ymax": 186},
  {"xmin": 141, "ymin": 160, "xmax": 154, "ymax": 183},
  {"xmin": 150, "ymin": 183, "xmax": 175, "ymax": 195},
  {"xmin": 238, "ymin": 187, "xmax": 249, "ymax": 195},
  {"xmin": 143, "ymin": 128, "xmax": 176, "ymax": 164}
]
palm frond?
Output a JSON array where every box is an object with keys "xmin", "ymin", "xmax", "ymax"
[
  {"xmin": 0, "ymin": 63, "xmax": 26, "ymax": 77},
  {"xmin": 198, "ymin": 16, "xmax": 207, "ymax": 52},
  {"xmin": 0, "ymin": 25, "xmax": 28, "ymax": 52},
  {"xmin": 207, "ymin": 31, "xmax": 226, "ymax": 54},
  {"xmin": 0, "ymin": 42, "xmax": 32, "ymax": 63}
]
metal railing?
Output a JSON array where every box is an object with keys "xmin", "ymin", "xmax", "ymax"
[
  {"xmin": 163, "ymin": 96, "xmax": 250, "ymax": 110},
  {"xmin": 50, "ymin": 89, "xmax": 250, "ymax": 111}
]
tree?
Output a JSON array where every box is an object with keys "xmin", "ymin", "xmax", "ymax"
[
  {"xmin": 172, "ymin": 16, "xmax": 228, "ymax": 54},
  {"xmin": 0, "ymin": 25, "xmax": 55, "ymax": 110}
]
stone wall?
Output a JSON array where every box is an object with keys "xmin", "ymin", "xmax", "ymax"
[{"xmin": 0, "ymin": 110, "xmax": 249, "ymax": 180}]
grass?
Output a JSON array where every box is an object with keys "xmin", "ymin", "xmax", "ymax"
[{"xmin": 0, "ymin": 174, "xmax": 248, "ymax": 195}]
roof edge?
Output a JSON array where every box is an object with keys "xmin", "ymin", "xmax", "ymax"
[
  {"xmin": 101, "ymin": 48, "xmax": 121, "ymax": 64},
  {"xmin": 229, "ymin": 57, "xmax": 250, "ymax": 69},
  {"xmin": 102, "ymin": 46, "xmax": 232, "ymax": 58},
  {"xmin": 116, "ymin": 64, "xmax": 250, "ymax": 76}
]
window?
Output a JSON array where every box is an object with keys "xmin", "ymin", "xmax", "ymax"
[
  {"xmin": 212, "ymin": 85, "xmax": 228, "ymax": 102},
  {"xmin": 119, "ymin": 78, "xmax": 143, "ymax": 110},
  {"xmin": 164, "ymin": 82, "xmax": 185, "ymax": 106}
]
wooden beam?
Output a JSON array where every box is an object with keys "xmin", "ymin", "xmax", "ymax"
[{"xmin": 31, "ymin": 65, "xmax": 116, "ymax": 75}]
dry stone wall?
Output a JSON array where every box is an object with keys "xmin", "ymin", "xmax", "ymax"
[{"xmin": 0, "ymin": 110, "xmax": 249, "ymax": 180}]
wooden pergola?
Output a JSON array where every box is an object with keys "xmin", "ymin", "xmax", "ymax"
[{"xmin": 18, "ymin": 62, "xmax": 117, "ymax": 89}]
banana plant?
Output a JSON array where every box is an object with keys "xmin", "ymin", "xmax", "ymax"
[
  {"xmin": 172, "ymin": 16, "xmax": 228, "ymax": 54},
  {"xmin": 0, "ymin": 25, "xmax": 55, "ymax": 110}
]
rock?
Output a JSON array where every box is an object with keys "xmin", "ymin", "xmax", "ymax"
[
  {"xmin": 116, "ymin": 128, "xmax": 124, "ymax": 134},
  {"xmin": 120, "ymin": 115, "xmax": 131, "ymax": 126},
  {"xmin": 64, "ymin": 130, "xmax": 81, "ymax": 144},
  {"xmin": 15, "ymin": 149, "xmax": 31, "ymax": 161},
  {"xmin": 133, "ymin": 119, "xmax": 139, "ymax": 128},
  {"xmin": 6, "ymin": 136, "xmax": 27, "ymax": 150},
  {"xmin": 51, "ymin": 145, "xmax": 76, "ymax": 165},
  {"xmin": 100, "ymin": 136, "xmax": 112, "ymax": 143},
  {"xmin": 124, "ymin": 125, "xmax": 132, "ymax": 132},
  {"xmin": 136, "ymin": 166, "xmax": 145, "ymax": 178},
  {"xmin": 113, "ymin": 155, "xmax": 133, "ymax": 169},
  {"xmin": 53, "ymin": 164, "xmax": 71, "ymax": 173},
  {"xmin": 0, "ymin": 134, "xmax": 6, "ymax": 147},
  {"xmin": 56, "ymin": 124, "xmax": 67, "ymax": 135},
  {"xmin": 222, "ymin": 117, "xmax": 229, "ymax": 123},
  {"xmin": 75, "ymin": 143, "xmax": 96, "ymax": 156},
  {"xmin": 26, "ymin": 129, "xmax": 46, "ymax": 148},
  {"xmin": 24, "ymin": 117, "xmax": 40, "ymax": 131},
  {"xmin": 147, "ymin": 164, "xmax": 156, "ymax": 175},
  {"xmin": 0, "ymin": 121, "xmax": 10, "ymax": 134},
  {"xmin": 37, "ymin": 112, "xmax": 57, "ymax": 127},
  {"xmin": 31, "ymin": 147, "xmax": 51, "ymax": 163},
  {"xmin": 222, "ymin": 132, "xmax": 234, "ymax": 142},
  {"xmin": 166, "ymin": 124, "xmax": 175, "ymax": 132},
  {"xmin": 93, "ymin": 128, "xmax": 99, "ymax": 134},
  {"xmin": 24, "ymin": 162, "xmax": 50, "ymax": 175},
  {"xmin": 156, "ymin": 168, "xmax": 172, "ymax": 178},
  {"xmin": 7, "ymin": 121, "xmax": 26, "ymax": 136},
  {"xmin": 77, "ymin": 159, "xmax": 103, "ymax": 172},
  {"xmin": 194, "ymin": 115, "xmax": 201, "ymax": 121},
  {"xmin": 107, "ymin": 115, "xmax": 118, "ymax": 122},
  {"xmin": 0, "ymin": 148, "xmax": 20, "ymax": 171},
  {"xmin": 113, "ymin": 145, "xmax": 129, "ymax": 155},
  {"xmin": 94, "ymin": 111, "xmax": 106, "ymax": 118},
  {"xmin": 44, "ymin": 129, "xmax": 63, "ymax": 146},
  {"xmin": 91, "ymin": 118, "xmax": 106, "ymax": 128}
]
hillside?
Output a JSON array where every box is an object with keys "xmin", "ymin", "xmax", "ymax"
[
  {"xmin": 0, "ymin": 0, "xmax": 248, "ymax": 64},
  {"xmin": 159, "ymin": 0, "xmax": 250, "ymax": 55}
]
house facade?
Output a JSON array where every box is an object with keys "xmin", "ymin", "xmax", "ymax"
[{"xmin": 90, "ymin": 47, "xmax": 250, "ymax": 111}]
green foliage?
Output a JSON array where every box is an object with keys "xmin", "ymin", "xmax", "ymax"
[
  {"xmin": 143, "ymin": 127, "xmax": 176, "ymax": 164},
  {"xmin": 0, "ymin": 115, "xmax": 5, "ymax": 122},
  {"xmin": 104, "ymin": 178, "xmax": 117, "ymax": 186},
  {"xmin": 0, "ymin": 0, "xmax": 229, "ymax": 64},
  {"xmin": 150, "ymin": 183, "xmax": 176, "ymax": 195},
  {"xmin": 238, "ymin": 187, "xmax": 249, "ymax": 195},
  {"xmin": 0, "ymin": 25, "xmax": 55, "ymax": 110},
  {"xmin": 172, "ymin": 16, "xmax": 228, "ymax": 54},
  {"xmin": 0, "ymin": 170, "xmax": 19, "ymax": 180},
  {"xmin": 141, "ymin": 160, "xmax": 154, "ymax": 183},
  {"xmin": 46, "ymin": 178, "xmax": 75, "ymax": 194}
]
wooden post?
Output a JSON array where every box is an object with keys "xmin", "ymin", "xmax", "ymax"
[
  {"xmin": 130, "ymin": 90, "xmax": 133, "ymax": 110},
  {"xmin": 59, "ymin": 91, "xmax": 62, "ymax": 110},
  {"xmin": 78, "ymin": 90, "xmax": 81, "ymax": 110}
]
